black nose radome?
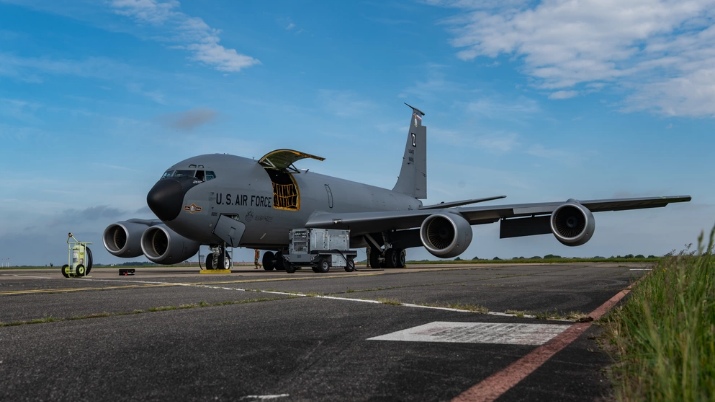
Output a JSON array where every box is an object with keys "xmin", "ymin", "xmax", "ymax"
[{"xmin": 147, "ymin": 179, "xmax": 185, "ymax": 222}]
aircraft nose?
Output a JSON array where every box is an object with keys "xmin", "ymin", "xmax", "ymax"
[{"xmin": 147, "ymin": 179, "xmax": 185, "ymax": 222}]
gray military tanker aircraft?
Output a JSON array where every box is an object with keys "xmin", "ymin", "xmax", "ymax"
[{"xmin": 103, "ymin": 104, "xmax": 691, "ymax": 272}]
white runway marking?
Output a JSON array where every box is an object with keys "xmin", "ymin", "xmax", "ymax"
[
  {"xmin": 0, "ymin": 274, "xmax": 51, "ymax": 279},
  {"xmin": 368, "ymin": 321, "xmax": 569, "ymax": 345},
  {"xmin": 241, "ymin": 394, "xmax": 289, "ymax": 400}
]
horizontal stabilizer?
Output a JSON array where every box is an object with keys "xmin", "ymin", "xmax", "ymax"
[{"xmin": 420, "ymin": 195, "xmax": 506, "ymax": 210}]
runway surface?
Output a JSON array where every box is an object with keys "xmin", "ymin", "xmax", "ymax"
[{"xmin": 0, "ymin": 263, "xmax": 650, "ymax": 401}]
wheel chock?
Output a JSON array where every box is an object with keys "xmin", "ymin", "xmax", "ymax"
[
  {"xmin": 200, "ymin": 269, "xmax": 232, "ymax": 274},
  {"xmin": 119, "ymin": 269, "xmax": 135, "ymax": 276}
]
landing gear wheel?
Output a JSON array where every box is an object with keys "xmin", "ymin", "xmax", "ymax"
[
  {"xmin": 204, "ymin": 254, "xmax": 214, "ymax": 270},
  {"xmin": 86, "ymin": 247, "xmax": 93, "ymax": 275},
  {"xmin": 396, "ymin": 248, "xmax": 406, "ymax": 268},
  {"xmin": 385, "ymin": 249, "xmax": 397, "ymax": 268},
  {"xmin": 370, "ymin": 248, "xmax": 381, "ymax": 269},
  {"xmin": 344, "ymin": 258, "xmax": 355, "ymax": 272},
  {"xmin": 317, "ymin": 257, "xmax": 331, "ymax": 273},
  {"xmin": 217, "ymin": 252, "xmax": 231, "ymax": 270},
  {"xmin": 76, "ymin": 264, "xmax": 86, "ymax": 277},
  {"xmin": 61, "ymin": 264, "xmax": 70, "ymax": 278},
  {"xmin": 274, "ymin": 252, "xmax": 286, "ymax": 271},
  {"xmin": 262, "ymin": 251, "xmax": 275, "ymax": 271}
]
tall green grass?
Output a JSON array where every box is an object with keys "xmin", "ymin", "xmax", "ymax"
[{"xmin": 603, "ymin": 228, "xmax": 715, "ymax": 401}]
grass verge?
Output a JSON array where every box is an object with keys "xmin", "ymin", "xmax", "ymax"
[{"xmin": 602, "ymin": 229, "xmax": 715, "ymax": 401}]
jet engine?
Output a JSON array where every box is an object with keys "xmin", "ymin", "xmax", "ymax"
[
  {"xmin": 140, "ymin": 224, "xmax": 200, "ymax": 265},
  {"xmin": 550, "ymin": 201, "xmax": 595, "ymax": 246},
  {"xmin": 420, "ymin": 213, "xmax": 473, "ymax": 258},
  {"xmin": 103, "ymin": 220, "xmax": 149, "ymax": 258}
]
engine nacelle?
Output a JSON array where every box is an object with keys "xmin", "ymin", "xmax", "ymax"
[
  {"xmin": 140, "ymin": 224, "xmax": 200, "ymax": 265},
  {"xmin": 103, "ymin": 221, "xmax": 149, "ymax": 258},
  {"xmin": 420, "ymin": 213, "xmax": 473, "ymax": 258},
  {"xmin": 550, "ymin": 201, "xmax": 596, "ymax": 246}
]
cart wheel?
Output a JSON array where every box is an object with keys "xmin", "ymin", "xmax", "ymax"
[
  {"xmin": 86, "ymin": 247, "xmax": 93, "ymax": 274},
  {"xmin": 76, "ymin": 264, "xmax": 86, "ymax": 276},
  {"xmin": 285, "ymin": 262, "xmax": 296, "ymax": 274},
  {"xmin": 61, "ymin": 264, "xmax": 70, "ymax": 278},
  {"xmin": 344, "ymin": 258, "xmax": 355, "ymax": 272},
  {"xmin": 262, "ymin": 251, "xmax": 275, "ymax": 271},
  {"xmin": 312, "ymin": 266, "xmax": 320, "ymax": 273},
  {"xmin": 317, "ymin": 257, "xmax": 330, "ymax": 273}
]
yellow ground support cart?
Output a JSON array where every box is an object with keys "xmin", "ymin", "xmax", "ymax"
[{"xmin": 62, "ymin": 233, "xmax": 93, "ymax": 278}]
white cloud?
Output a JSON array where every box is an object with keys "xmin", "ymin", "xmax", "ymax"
[
  {"xmin": 286, "ymin": 22, "xmax": 295, "ymax": 30},
  {"xmin": 466, "ymin": 96, "xmax": 540, "ymax": 118},
  {"xmin": 431, "ymin": 0, "xmax": 715, "ymax": 117},
  {"xmin": 548, "ymin": 90, "xmax": 578, "ymax": 99},
  {"xmin": 319, "ymin": 90, "xmax": 376, "ymax": 117},
  {"xmin": 126, "ymin": 82, "xmax": 165, "ymax": 104},
  {"xmin": 432, "ymin": 128, "xmax": 521, "ymax": 153},
  {"xmin": 109, "ymin": 0, "xmax": 260, "ymax": 72}
]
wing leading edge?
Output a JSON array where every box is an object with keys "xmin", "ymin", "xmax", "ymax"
[{"xmin": 304, "ymin": 195, "xmax": 691, "ymax": 236}]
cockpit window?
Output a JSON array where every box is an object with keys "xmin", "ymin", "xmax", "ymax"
[
  {"xmin": 161, "ymin": 170, "xmax": 174, "ymax": 179},
  {"xmin": 206, "ymin": 171, "xmax": 216, "ymax": 181},
  {"xmin": 195, "ymin": 170, "xmax": 205, "ymax": 181},
  {"xmin": 173, "ymin": 170, "xmax": 195, "ymax": 178}
]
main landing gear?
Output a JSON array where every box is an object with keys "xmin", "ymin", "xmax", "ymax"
[
  {"xmin": 261, "ymin": 251, "xmax": 289, "ymax": 271},
  {"xmin": 366, "ymin": 233, "xmax": 406, "ymax": 269}
]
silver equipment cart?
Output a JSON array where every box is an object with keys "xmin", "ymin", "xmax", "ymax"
[{"xmin": 284, "ymin": 228, "xmax": 357, "ymax": 273}]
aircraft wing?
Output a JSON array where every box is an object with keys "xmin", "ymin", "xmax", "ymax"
[{"xmin": 305, "ymin": 195, "xmax": 691, "ymax": 235}]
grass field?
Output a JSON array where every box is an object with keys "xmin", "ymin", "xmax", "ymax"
[{"xmin": 603, "ymin": 229, "xmax": 715, "ymax": 401}]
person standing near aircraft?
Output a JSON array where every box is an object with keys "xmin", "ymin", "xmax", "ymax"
[{"xmin": 254, "ymin": 249, "xmax": 260, "ymax": 269}]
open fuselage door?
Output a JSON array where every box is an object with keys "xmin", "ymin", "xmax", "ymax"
[{"xmin": 258, "ymin": 149, "xmax": 325, "ymax": 211}]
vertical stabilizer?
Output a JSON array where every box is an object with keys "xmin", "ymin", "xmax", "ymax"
[{"xmin": 392, "ymin": 103, "xmax": 427, "ymax": 199}]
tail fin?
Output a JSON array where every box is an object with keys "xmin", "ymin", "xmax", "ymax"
[{"xmin": 392, "ymin": 103, "xmax": 427, "ymax": 199}]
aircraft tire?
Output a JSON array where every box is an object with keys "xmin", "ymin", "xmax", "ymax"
[
  {"xmin": 369, "ymin": 248, "xmax": 381, "ymax": 269},
  {"xmin": 204, "ymin": 254, "xmax": 213, "ymax": 270},
  {"xmin": 396, "ymin": 249, "xmax": 406, "ymax": 268},
  {"xmin": 61, "ymin": 264, "xmax": 70, "ymax": 278},
  {"xmin": 274, "ymin": 252, "xmax": 286, "ymax": 271},
  {"xmin": 262, "ymin": 251, "xmax": 275, "ymax": 271},
  {"xmin": 344, "ymin": 258, "xmax": 355, "ymax": 272},
  {"xmin": 76, "ymin": 264, "xmax": 86, "ymax": 276},
  {"xmin": 218, "ymin": 253, "xmax": 231, "ymax": 270},
  {"xmin": 384, "ymin": 249, "xmax": 397, "ymax": 268},
  {"xmin": 317, "ymin": 257, "xmax": 330, "ymax": 273}
]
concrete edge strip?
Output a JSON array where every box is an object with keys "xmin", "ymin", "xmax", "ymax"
[{"xmin": 451, "ymin": 287, "xmax": 634, "ymax": 402}]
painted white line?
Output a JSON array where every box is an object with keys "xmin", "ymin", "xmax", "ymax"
[
  {"xmin": 68, "ymin": 278, "xmax": 571, "ymax": 321},
  {"xmin": 0, "ymin": 274, "xmax": 52, "ymax": 279},
  {"xmin": 241, "ymin": 394, "xmax": 289, "ymax": 400},
  {"xmin": 369, "ymin": 321, "xmax": 569, "ymax": 345}
]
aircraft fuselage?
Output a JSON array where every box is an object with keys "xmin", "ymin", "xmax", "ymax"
[{"xmin": 153, "ymin": 154, "xmax": 422, "ymax": 249}]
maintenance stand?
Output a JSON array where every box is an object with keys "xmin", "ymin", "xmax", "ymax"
[{"xmin": 61, "ymin": 233, "xmax": 93, "ymax": 278}]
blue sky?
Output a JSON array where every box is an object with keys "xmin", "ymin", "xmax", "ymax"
[{"xmin": 1, "ymin": 0, "xmax": 713, "ymax": 266}]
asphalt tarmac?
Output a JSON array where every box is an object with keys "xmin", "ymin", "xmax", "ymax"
[{"xmin": 0, "ymin": 263, "xmax": 649, "ymax": 401}]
